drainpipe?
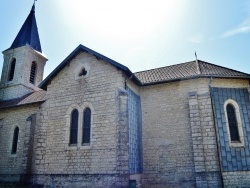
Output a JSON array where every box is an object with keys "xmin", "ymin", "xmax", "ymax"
[
  {"xmin": 125, "ymin": 75, "xmax": 133, "ymax": 90},
  {"xmin": 209, "ymin": 77, "xmax": 224, "ymax": 188}
]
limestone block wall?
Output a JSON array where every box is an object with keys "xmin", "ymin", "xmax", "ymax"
[
  {"xmin": 140, "ymin": 78, "xmax": 222, "ymax": 187},
  {"xmin": 188, "ymin": 91, "xmax": 222, "ymax": 187},
  {"xmin": 32, "ymin": 52, "xmax": 130, "ymax": 187},
  {"xmin": 0, "ymin": 105, "xmax": 40, "ymax": 183}
]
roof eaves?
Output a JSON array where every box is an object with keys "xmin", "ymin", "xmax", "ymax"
[
  {"xmin": 0, "ymin": 100, "xmax": 45, "ymax": 109},
  {"xmin": 140, "ymin": 75, "xmax": 250, "ymax": 86},
  {"xmin": 198, "ymin": 60, "xmax": 250, "ymax": 77},
  {"xmin": 39, "ymin": 44, "xmax": 141, "ymax": 90}
]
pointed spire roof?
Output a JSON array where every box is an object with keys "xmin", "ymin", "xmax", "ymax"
[{"xmin": 9, "ymin": 4, "xmax": 42, "ymax": 52}]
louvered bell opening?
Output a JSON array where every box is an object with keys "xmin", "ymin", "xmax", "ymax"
[
  {"xmin": 29, "ymin": 62, "xmax": 37, "ymax": 84},
  {"xmin": 8, "ymin": 59, "xmax": 16, "ymax": 81}
]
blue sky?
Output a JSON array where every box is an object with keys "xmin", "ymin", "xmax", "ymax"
[{"xmin": 0, "ymin": 0, "xmax": 250, "ymax": 78}]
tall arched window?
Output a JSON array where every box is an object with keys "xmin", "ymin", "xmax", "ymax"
[
  {"xmin": 226, "ymin": 104, "xmax": 240, "ymax": 141},
  {"xmin": 224, "ymin": 99, "xmax": 244, "ymax": 147},
  {"xmin": 70, "ymin": 109, "xmax": 78, "ymax": 145},
  {"xmin": 82, "ymin": 108, "xmax": 91, "ymax": 144},
  {"xmin": 12, "ymin": 127, "xmax": 19, "ymax": 154},
  {"xmin": 29, "ymin": 61, "xmax": 37, "ymax": 84},
  {"xmin": 8, "ymin": 58, "xmax": 16, "ymax": 81}
]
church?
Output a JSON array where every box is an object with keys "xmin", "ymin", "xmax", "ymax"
[{"xmin": 1, "ymin": 4, "xmax": 250, "ymax": 188}]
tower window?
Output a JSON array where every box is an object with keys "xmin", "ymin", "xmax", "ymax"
[
  {"xmin": 70, "ymin": 109, "xmax": 78, "ymax": 145},
  {"xmin": 82, "ymin": 108, "xmax": 91, "ymax": 145},
  {"xmin": 12, "ymin": 127, "xmax": 19, "ymax": 154},
  {"xmin": 226, "ymin": 104, "xmax": 240, "ymax": 141},
  {"xmin": 29, "ymin": 61, "xmax": 37, "ymax": 84},
  {"xmin": 8, "ymin": 58, "xmax": 16, "ymax": 81}
]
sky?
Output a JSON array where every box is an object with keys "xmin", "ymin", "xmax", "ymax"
[{"xmin": 0, "ymin": 0, "xmax": 250, "ymax": 78}]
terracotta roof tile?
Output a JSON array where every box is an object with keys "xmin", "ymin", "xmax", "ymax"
[
  {"xmin": 135, "ymin": 60, "xmax": 250, "ymax": 85},
  {"xmin": 0, "ymin": 90, "xmax": 46, "ymax": 109}
]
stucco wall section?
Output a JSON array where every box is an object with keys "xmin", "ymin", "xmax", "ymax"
[{"xmin": 211, "ymin": 78, "xmax": 249, "ymax": 88}]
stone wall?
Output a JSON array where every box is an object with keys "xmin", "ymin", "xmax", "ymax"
[
  {"xmin": 0, "ymin": 45, "xmax": 47, "ymax": 100},
  {"xmin": 0, "ymin": 105, "xmax": 40, "ymax": 184},
  {"xmin": 32, "ymin": 52, "xmax": 130, "ymax": 187},
  {"xmin": 140, "ymin": 78, "xmax": 222, "ymax": 187},
  {"xmin": 188, "ymin": 91, "xmax": 222, "ymax": 187}
]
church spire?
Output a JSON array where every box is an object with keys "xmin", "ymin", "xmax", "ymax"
[{"xmin": 9, "ymin": 4, "xmax": 42, "ymax": 52}]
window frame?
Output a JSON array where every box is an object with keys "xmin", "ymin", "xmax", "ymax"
[{"xmin": 224, "ymin": 99, "xmax": 244, "ymax": 147}]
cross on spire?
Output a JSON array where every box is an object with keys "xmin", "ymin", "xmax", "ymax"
[{"xmin": 34, "ymin": 0, "xmax": 37, "ymax": 5}]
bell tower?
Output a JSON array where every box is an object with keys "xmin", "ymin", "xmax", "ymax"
[{"xmin": 0, "ymin": 4, "xmax": 47, "ymax": 101}]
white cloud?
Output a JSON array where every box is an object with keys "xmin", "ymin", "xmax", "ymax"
[
  {"xmin": 222, "ymin": 2, "xmax": 250, "ymax": 38},
  {"xmin": 222, "ymin": 25, "xmax": 250, "ymax": 38}
]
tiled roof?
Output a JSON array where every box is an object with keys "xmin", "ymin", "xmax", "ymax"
[
  {"xmin": 0, "ymin": 90, "xmax": 46, "ymax": 109},
  {"xmin": 135, "ymin": 60, "xmax": 250, "ymax": 85}
]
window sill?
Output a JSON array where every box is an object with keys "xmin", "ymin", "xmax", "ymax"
[
  {"xmin": 230, "ymin": 142, "xmax": 244, "ymax": 148},
  {"xmin": 66, "ymin": 144, "xmax": 92, "ymax": 150},
  {"xmin": 79, "ymin": 144, "xmax": 92, "ymax": 150}
]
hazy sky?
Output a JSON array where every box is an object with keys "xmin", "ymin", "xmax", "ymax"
[{"xmin": 0, "ymin": 0, "xmax": 249, "ymax": 78}]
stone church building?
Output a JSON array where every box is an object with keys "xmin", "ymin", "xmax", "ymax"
[{"xmin": 1, "ymin": 4, "xmax": 250, "ymax": 188}]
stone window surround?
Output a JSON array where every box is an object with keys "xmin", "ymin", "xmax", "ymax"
[
  {"xmin": 65, "ymin": 102, "xmax": 95, "ymax": 150},
  {"xmin": 224, "ymin": 99, "xmax": 244, "ymax": 147},
  {"xmin": 74, "ymin": 62, "xmax": 90, "ymax": 80}
]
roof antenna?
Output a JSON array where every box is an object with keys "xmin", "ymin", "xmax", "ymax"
[{"xmin": 195, "ymin": 51, "xmax": 201, "ymax": 74}]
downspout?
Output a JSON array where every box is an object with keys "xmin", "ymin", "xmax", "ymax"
[
  {"xmin": 125, "ymin": 75, "xmax": 133, "ymax": 90},
  {"xmin": 209, "ymin": 77, "xmax": 224, "ymax": 187}
]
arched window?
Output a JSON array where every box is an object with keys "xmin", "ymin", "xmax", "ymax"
[
  {"xmin": 12, "ymin": 127, "xmax": 19, "ymax": 154},
  {"xmin": 226, "ymin": 104, "xmax": 240, "ymax": 141},
  {"xmin": 29, "ymin": 61, "xmax": 37, "ymax": 84},
  {"xmin": 82, "ymin": 108, "xmax": 91, "ymax": 144},
  {"xmin": 8, "ymin": 58, "xmax": 16, "ymax": 81},
  {"xmin": 224, "ymin": 99, "xmax": 244, "ymax": 147},
  {"xmin": 70, "ymin": 109, "xmax": 78, "ymax": 145}
]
